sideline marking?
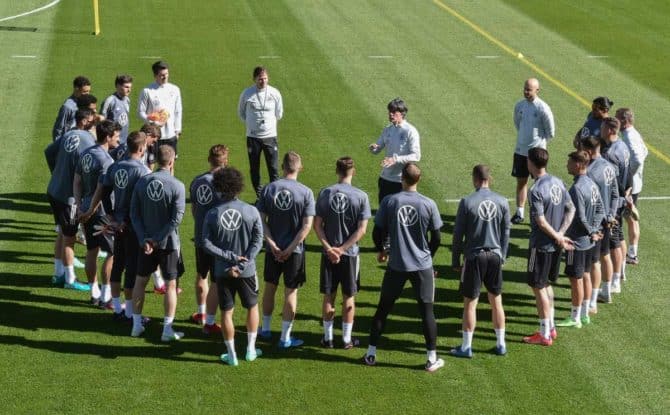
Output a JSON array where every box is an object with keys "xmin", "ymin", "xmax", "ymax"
[
  {"xmin": 0, "ymin": 0, "xmax": 61, "ymax": 23},
  {"xmin": 475, "ymin": 55, "xmax": 499, "ymax": 59},
  {"xmin": 444, "ymin": 196, "xmax": 670, "ymax": 203},
  {"xmin": 259, "ymin": 55, "xmax": 281, "ymax": 59},
  {"xmin": 587, "ymin": 55, "xmax": 609, "ymax": 59},
  {"xmin": 431, "ymin": 0, "xmax": 670, "ymax": 165},
  {"xmin": 368, "ymin": 55, "xmax": 393, "ymax": 59},
  {"xmin": 11, "ymin": 55, "xmax": 37, "ymax": 58}
]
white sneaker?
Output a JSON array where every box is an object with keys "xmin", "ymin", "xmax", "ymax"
[
  {"xmin": 131, "ymin": 326, "xmax": 145, "ymax": 337},
  {"xmin": 611, "ymin": 282, "xmax": 621, "ymax": 294},
  {"xmin": 161, "ymin": 331, "xmax": 184, "ymax": 342},
  {"xmin": 425, "ymin": 358, "xmax": 445, "ymax": 372}
]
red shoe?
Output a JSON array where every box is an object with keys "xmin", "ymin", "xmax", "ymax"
[
  {"xmin": 203, "ymin": 323, "xmax": 222, "ymax": 335},
  {"xmin": 523, "ymin": 332, "xmax": 552, "ymax": 346},
  {"xmin": 153, "ymin": 286, "xmax": 183, "ymax": 295},
  {"xmin": 190, "ymin": 312, "xmax": 205, "ymax": 325},
  {"xmin": 550, "ymin": 327, "xmax": 558, "ymax": 340}
]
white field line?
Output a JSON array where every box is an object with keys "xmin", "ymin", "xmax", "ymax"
[
  {"xmin": 0, "ymin": 0, "xmax": 60, "ymax": 23},
  {"xmin": 475, "ymin": 55, "xmax": 499, "ymax": 59},
  {"xmin": 444, "ymin": 196, "xmax": 670, "ymax": 203},
  {"xmin": 259, "ymin": 55, "xmax": 281, "ymax": 59},
  {"xmin": 587, "ymin": 55, "xmax": 609, "ymax": 58},
  {"xmin": 11, "ymin": 55, "xmax": 37, "ymax": 58},
  {"xmin": 140, "ymin": 56, "xmax": 162, "ymax": 59},
  {"xmin": 368, "ymin": 55, "xmax": 393, "ymax": 59}
]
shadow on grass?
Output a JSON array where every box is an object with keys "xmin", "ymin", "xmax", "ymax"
[{"xmin": 0, "ymin": 192, "xmax": 52, "ymax": 215}]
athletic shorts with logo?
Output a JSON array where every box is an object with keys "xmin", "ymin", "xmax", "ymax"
[
  {"xmin": 320, "ymin": 254, "xmax": 359, "ymax": 296},
  {"xmin": 460, "ymin": 250, "xmax": 503, "ymax": 298},
  {"xmin": 137, "ymin": 248, "xmax": 184, "ymax": 280},
  {"xmin": 565, "ymin": 248, "xmax": 592, "ymax": 279},
  {"xmin": 217, "ymin": 276, "xmax": 258, "ymax": 311},
  {"xmin": 527, "ymin": 248, "xmax": 561, "ymax": 288},
  {"xmin": 264, "ymin": 252, "xmax": 306, "ymax": 289}
]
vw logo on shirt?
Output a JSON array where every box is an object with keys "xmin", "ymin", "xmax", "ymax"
[
  {"xmin": 397, "ymin": 205, "xmax": 418, "ymax": 227},
  {"xmin": 549, "ymin": 185, "xmax": 563, "ymax": 206},
  {"xmin": 478, "ymin": 200, "xmax": 498, "ymax": 222},
  {"xmin": 81, "ymin": 153, "xmax": 93, "ymax": 174},
  {"xmin": 273, "ymin": 189, "xmax": 293, "ymax": 211},
  {"xmin": 195, "ymin": 184, "xmax": 214, "ymax": 206},
  {"xmin": 64, "ymin": 135, "xmax": 80, "ymax": 153},
  {"xmin": 330, "ymin": 192, "xmax": 349, "ymax": 214},
  {"xmin": 146, "ymin": 179, "xmax": 165, "ymax": 202},
  {"xmin": 220, "ymin": 209, "xmax": 242, "ymax": 231},
  {"xmin": 115, "ymin": 169, "xmax": 129, "ymax": 189}
]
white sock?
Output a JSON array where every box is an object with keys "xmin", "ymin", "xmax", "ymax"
[
  {"xmin": 280, "ymin": 320, "xmax": 293, "ymax": 343},
  {"xmin": 495, "ymin": 328, "xmax": 506, "ymax": 348},
  {"xmin": 65, "ymin": 265, "xmax": 76, "ymax": 285},
  {"xmin": 90, "ymin": 283, "xmax": 101, "ymax": 299},
  {"xmin": 112, "ymin": 297, "xmax": 122, "ymax": 313},
  {"xmin": 125, "ymin": 300, "xmax": 133, "ymax": 318},
  {"xmin": 197, "ymin": 304, "xmax": 206, "ymax": 314},
  {"xmin": 581, "ymin": 300, "xmax": 589, "ymax": 318},
  {"xmin": 462, "ymin": 330, "xmax": 473, "ymax": 350},
  {"xmin": 366, "ymin": 345, "xmax": 376, "ymax": 356},
  {"xmin": 205, "ymin": 314, "xmax": 216, "ymax": 326},
  {"xmin": 163, "ymin": 316, "xmax": 174, "ymax": 333},
  {"xmin": 101, "ymin": 284, "xmax": 111, "ymax": 302},
  {"xmin": 132, "ymin": 314, "xmax": 143, "ymax": 331},
  {"xmin": 427, "ymin": 350, "xmax": 437, "ymax": 364},
  {"xmin": 602, "ymin": 281, "xmax": 611, "ymax": 296},
  {"xmin": 629, "ymin": 244, "xmax": 638, "ymax": 257},
  {"xmin": 323, "ymin": 320, "xmax": 334, "ymax": 341},
  {"xmin": 262, "ymin": 315, "xmax": 272, "ymax": 332},
  {"xmin": 540, "ymin": 319, "xmax": 550, "ymax": 339},
  {"xmin": 342, "ymin": 322, "xmax": 353, "ymax": 344},
  {"xmin": 570, "ymin": 305, "xmax": 581, "ymax": 320},
  {"xmin": 549, "ymin": 305, "xmax": 555, "ymax": 329},
  {"xmin": 590, "ymin": 288, "xmax": 600, "ymax": 308},
  {"xmin": 621, "ymin": 261, "xmax": 627, "ymax": 279},
  {"xmin": 224, "ymin": 339, "xmax": 237, "ymax": 361},
  {"xmin": 517, "ymin": 207, "xmax": 525, "ymax": 217},
  {"xmin": 54, "ymin": 259, "xmax": 64, "ymax": 276},
  {"xmin": 612, "ymin": 273, "xmax": 621, "ymax": 286},
  {"xmin": 247, "ymin": 332, "xmax": 257, "ymax": 353},
  {"xmin": 152, "ymin": 271, "xmax": 164, "ymax": 289}
]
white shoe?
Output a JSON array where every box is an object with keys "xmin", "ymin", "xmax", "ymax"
[
  {"xmin": 611, "ymin": 283, "xmax": 621, "ymax": 294},
  {"xmin": 161, "ymin": 331, "xmax": 184, "ymax": 342},
  {"xmin": 131, "ymin": 325, "xmax": 145, "ymax": 337}
]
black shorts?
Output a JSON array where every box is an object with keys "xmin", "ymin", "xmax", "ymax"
[
  {"xmin": 600, "ymin": 226, "xmax": 611, "ymax": 256},
  {"xmin": 217, "ymin": 276, "xmax": 258, "ymax": 311},
  {"xmin": 320, "ymin": 254, "xmax": 359, "ymax": 296},
  {"xmin": 511, "ymin": 153, "xmax": 530, "ymax": 178},
  {"xmin": 264, "ymin": 252, "xmax": 306, "ymax": 289},
  {"xmin": 48, "ymin": 194, "xmax": 78, "ymax": 237},
  {"xmin": 137, "ymin": 248, "xmax": 184, "ymax": 280},
  {"xmin": 377, "ymin": 177, "xmax": 403, "ymax": 205},
  {"xmin": 527, "ymin": 248, "xmax": 561, "ymax": 288},
  {"xmin": 565, "ymin": 249, "xmax": 592, "ymax": 279},
  {"xmin": 631, "ymin": 193, "xmax": 639, "ymax": 207},
  {"xmin": 195, "ymin": 247, "xmax": 214, "ymax": 279},
  {"xmin": 110, "ymin": 225, "xmax": 140, "ymax": 289},
  {"xmin": 380, "ymin": 267, "xmax": 435, "ymax": 304},
  {"xmin": 609, "ymin": 208, "xmax": 624, "ymax": 249},
  {"xmin": 589, "ymin": 240, "xmax": 601, "ymax": 264},
  {"xmin": 83, "ymin": 214, "xmax": 114, "ymax": 253},
  {"xmin": 460, "ymin": 250, "xmax": 503, "ymax": 298}
]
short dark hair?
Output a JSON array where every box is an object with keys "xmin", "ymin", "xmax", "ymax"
[
  {"xmin": 96, "ymin": 120, "xmax": 121, "ymax": 143},
  {"xmin": 152, "ymin": 61, "xmax": 169, "ymax": 75},
  {"xmin": 127, "ymin": 131, "xmax": 147, "ymax": 153},
  {"xmin": 140, "ymin": 123, "xmax": 161, "ymax": 139},
  {"xmin": 253, "ymin": 66, "xmax": 267, "ymax": 79},
  {"xmin": 74, "ymin": 108, "xmax": 95, "ymax": 124},
  {"xmin": 282, "ymin": 151, "xmax": 302, "ymax": 173},
  {"xmin": 76, "ymin": 94, "xmax": 97, "ymax": 109},
  {"xmin": 335, "ymin": 157, "xmax": 354, "ymax": 176},
  {"xmin": 401, "ymin": 162, "xmax": 421, "ymax": 186},
  {"xmin": 601, "ymin": 116, "xmax": 620, "ymax": 133},
  {"xmin": 115, "ymin": 74, "xmax": 133, "ymax": 86},
  {"xmin": 616, "ymin": 107, "xmax": 634, "ymax": 125},
  {"xmin": 528, "ymin": 147, "xmax": 549, "ymax": 169},
  {"xmin": 387, "ymin": 98, "xmax": 408, "ymax": 115},
  {"xmin": 581, "ymin": 135, "xmax": 601, "ymax": 150},
  {"xmin": 568, "ymin": 150, "xmax": 590, "ymax": 165},
  {"xmin": 156, "ymin": 144, "xmax": 175, "ymax": 166},
  {"xmin": 472, "ymin": 164, "xmax": 491, "ymax": 182},
  {"xmin": 208, "ymin": 144, "xmax": 229, "ymax": 168},
  {"xmin": 592, "ymin": 96, "xmax": 613, "ymax": 110},
  {"xmin": 73, "ymin": 76, "xmax": 91, "ymax": 89},
  {"xmin": 213, "ymin": 167, "xmax": 244, "ymax": 200}
]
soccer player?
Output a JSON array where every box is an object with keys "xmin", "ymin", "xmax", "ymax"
[
  {"xmin": 556, "ymin": 151, "xmax": 604, "ymax": 329},
  {"xmin": 451, "ymin": 165, "xmax": 510, "ymax": 357},
  {"xmin": 202, "ymin": 167, "xmax": 264, "ymax": 366},
  {"xmin": 45, "ymin": 108, "xmax": 97, "ymax": 291},
  {"xmin": 74, "ymin": 120, "xmax": 121, "ymax": 307},
  {"xmin": 581, "ymin": 136, "xmax": 619, "ymax": 310},
  {"xmin": 101, "ymin": 74, "xmax": 133, "ymax": 144},
  {"xmin": 52, "ymin": 76, "xmax": 91, "ymax": 141},
  {"xmin": 138, "ymin": 61, "xmax": 182, "ymax": 156},
  {"xmin": 511, "ymin": 78, "xmax": 555, "ymax": 224},
  {"xmin": 601, "ymin": 117, "xmax": 631, "ymax": 293},
  {"xmin": 362, "ymin": 163, "xmax": 444, "ymax": 372},
  {"xmin": 257, "ymin": 151, "xmax": 315, "ymax": 349},
  {"xmin": 522, "ymin": 148, "xmax": 574, "ymax": 346},
  {"xmin": 129, "ymin": 145, "xmax": 186, "ymax": 342},
  {"xmin": 368, "ymin": 98, "xmax": 420, "ymax": 204},
  {"xmin": 189, "ymin": 144, "xmax": 229, "ymax": 334},
  {"xmin": 574, "ymin": 96, "xmax": 613, "ymax": 148},
  {"xmin": 313, "ymin": 157, "xmax": 371, "ymax": 349},
  {"xmin": 616, "ymin": 108, "xmax": 648, "ymax": 265},
  {"xmin": 238, "ymin": 66, "xmax": 284, "ymax": 197}
]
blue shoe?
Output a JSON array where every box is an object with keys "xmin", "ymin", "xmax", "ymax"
[
  {"xmin": 493, "ymin": 345, "xmax": 507, "ymax": 356},
  {"xmin": 220, "ymin": 353, "xmax": 239, "ymax": 366},
  {"xmin": 73, "ymin": 257, "xmax": 85, "ymax": 269},
  {"xmin": 51, "ymin": 274, "xmax": 65, "ymax": 287},
  {"xmin": 246, "ymin": 348, "xmax": 263, "ymax": 362},
  {"xmin": 278, "ymin": 337, "xmax": 304, "ymax": 349},
  {"xmin": 64, "ymin": 280, "xmax": 90, "ymax": 291},
  {"xmin": 450, "ymin": 345, "xmax": 473, "ymax": 358},
  {"xmin": 258, "ymin": 329, "xmax": 271, "ymax": 340}
]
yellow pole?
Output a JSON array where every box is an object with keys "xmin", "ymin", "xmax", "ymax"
[{"xmin": 93, "ymin": 0, "xmax": 100, "ymax": 35}]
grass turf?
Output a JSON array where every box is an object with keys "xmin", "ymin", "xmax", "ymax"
[{"xmin": 0, "ymin": 1, "xmax": 668, "ymax": 413}]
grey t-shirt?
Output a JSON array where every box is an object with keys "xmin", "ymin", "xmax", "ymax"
[
  {"xmin": 130, "ymin": 168, "xmax": 185, "ymax": 250},
  {"xmin": 103, "ymin": 158, "xmax": 151, "ymax": 223},
  {"xmin": 315, "ymin": 183, "xmax": 371, "ymax": 257},
  {"xmin": 76, "ymin": 144, "xmax": 114, "ymax": 213},
  {"xmin": 202, "ymin": 198, "xmax": 264, "ymax": 279},
  {"xmin": 587, "ymin": 156, "xmax": 619, "ymax": 218},
  {"xmin": 529, "ymin": 174, "xmax": 570, "ymax": 252},
  {"xmin": 452, "ymin": 188, "xmax": 510, "ymax": 267},
  {"xmin": 190, "ymin": 171, "xmax": 222, "ymax": 247},
  {"xmin": 101, "ymin": 93, "xmax": 130, "ymax": 143},
  {"xmin": 52, "ymin": 96, "xmax": 77, "ymax": 141},
  {"xmin": 47, "ymin": 129, "xmax": 96, "ymax": 203},
  {"xmin": 566, "ymin": 174, "xmax": 604, "ymax": 250},
  {"xmin": 602, "ymin": 139, "xmax": 631, "ymax": 198},
  {"xmin": 375, "ymin": 190, "xmax": 443, "ymax": 272}
]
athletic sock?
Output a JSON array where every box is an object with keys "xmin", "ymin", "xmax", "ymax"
[
  {"xmin": 280, "ymin": 320, "xmax": 293, "ymax": 343},
  {"xmin": 205, "ymin": 314, "xmax": 216, "ymax": 326},
  {"xmin": 197, "ymin": 304, "xmax": 206, "ymax": 314},
  {"xmin": 462, "ymin": 330, "xmax": 473, "ymax": 350},
  {"xmin": 366, "ymin": 345, "xmax": 376, "ymax": 357},
  {"xmin": 629, "ymin": 244, "xmax": 638, "ymax": 257},
  {"xmin": 323, "ymin": 320, "xmax": 334, "ymax": 341},
  {"xmin": 517, "ymin": 207, "xmax": 525, "ymax": 218},
  {"xmin": 494, "ymin": 328, "xmax": 506, "ymax": 348},
  {"xmin": 570, "ymin": 305, "xmax": 581, "ymax": 320},
  {"xmin": 612, "ymin": 272, "xmax": 621, "ymax": 286},
  {"xmin": 54, "ymin": 259, "xmax": 64, "ymax": 276},
  {"xmin": 152, "ymin": 271, "xmax": 165, "ymax": 289},
  {"xmin": 125, "ymin": 300, "xmax": 133, "ymax": 318},
  {"xmin": 581, "ymin": 300, "xmax": 589, "ymax": 318},
  {"xmin": 90, "ymin": 283, "xmax": 101, "ymax": 300},
  {"xmin": 247, "ymin": 332, "xmax": 257, "ymax": 354},
  {"xmin": 65, "ymin": 265, "xmax": 76, "ymax": 285},
  {"xmin": 101, "ymin": 284, "xmax": 111, "ymax": 302},
  {"xmin": 132, "ymin": 314, "xmax": 143, "ymax": 331},
  {"xmin": 540, "ymin": 319, "xmax": 550, "ymax": 339},
  {"xmin": 602, "ymin": 281, "xmax": 611, "ymax": 296},
  {"xmin": 262, "ymin": 315, "xmax": 272, "ymax": 332},
  {"xmin": 621, "ymin": 261, "xmax": 627, "ymax": 279},
  {"xmin": 427, "ymin": 350, "xmax": 437, "ymax": 364},
  {"xmin": 342, "ymin": 322, "xmax": 353, "ymax": 344},
  {"xmin": 163, "ymin": 316, "xmax": 175, "ymax": 335},
  {"xmin": 112, "ymin": 297, "xmax": 122, "ymax": 313},
  {"xmin": 224, "ymin": 339, "xmax": 237, "ymax": 361},
  {"xmin": 590, "ymin": 289, "xmax": 600, "ymax": 308}
]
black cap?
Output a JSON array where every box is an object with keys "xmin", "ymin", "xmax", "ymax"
[{"xmin": 593, "ymin": 96, "xmax": 613, "ymax": 110}]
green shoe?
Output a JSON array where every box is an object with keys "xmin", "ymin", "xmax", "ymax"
[
  {"xmin": 581, "ymin": 315, "xmax": 591, "ymax": 325},
  {"xmin": 556, "ymin": 317, "xmax": 582, "ymax": 328}
]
